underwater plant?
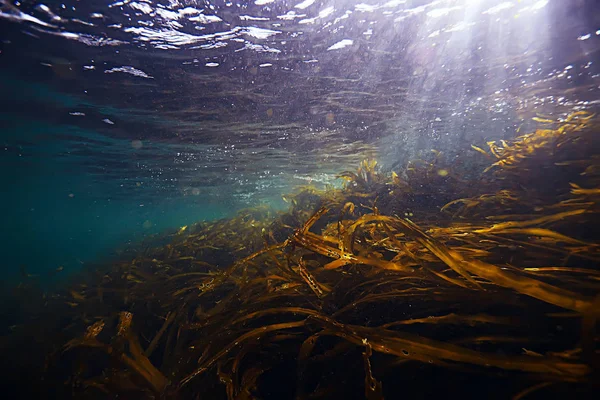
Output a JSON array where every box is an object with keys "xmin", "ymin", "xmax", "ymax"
[{"xmin": 3, "ymin": 113, "xmax": 599, "ymax": 399}]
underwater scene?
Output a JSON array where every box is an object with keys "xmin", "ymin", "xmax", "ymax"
[{"xmin": 1, "ymin": 0, "xmax": 600, "ymax": 398}]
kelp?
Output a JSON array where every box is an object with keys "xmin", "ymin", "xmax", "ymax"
[{"xmin": 3, "ymin": 112, "xmax": 600, "ymax": 399}]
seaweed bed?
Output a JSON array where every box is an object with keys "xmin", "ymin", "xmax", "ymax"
[{"xmin": 2, "ymin": 112, "xmax": 600, "ymax": 399}]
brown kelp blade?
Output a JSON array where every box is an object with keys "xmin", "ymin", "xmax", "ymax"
[{"xmin": 311, "ymin": 315, "xmax": 590, "ymax": 380}]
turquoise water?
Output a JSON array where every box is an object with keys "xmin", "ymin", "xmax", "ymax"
[
  {"xmin": 1, "ymin": 0, "xmax": 599, "ymax": 285},
  {"xmin": 1, "ymin": 73, "xmax": 293, "ymax": 282},
  {"xmin": 1, "ymin": 116, "xmax": 232, "ymax": 282}
]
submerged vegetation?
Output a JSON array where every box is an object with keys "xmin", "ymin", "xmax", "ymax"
[{"xmin": 3, "ymin": 112, "xmax": 600, "ymax": 399}]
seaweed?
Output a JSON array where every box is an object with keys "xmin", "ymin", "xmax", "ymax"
[{"xmin": 2, "ymin": 112, "xmax": 600, "ymax": 399}]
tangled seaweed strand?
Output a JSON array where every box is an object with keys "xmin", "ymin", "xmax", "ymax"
[{"xmin": 3, "ymin": 112, "xmax": 600, "ymax": 399}]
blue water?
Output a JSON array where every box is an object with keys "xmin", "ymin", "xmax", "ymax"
[
  {"xmin": 2, "ymin": 0, "xmax": 599, "ymax": 285},
  {"xmin": 1, "ymin": 116, "xmax": 232, "ymax": 282}
]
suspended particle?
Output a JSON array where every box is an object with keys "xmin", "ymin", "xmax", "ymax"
[{"xmin": 325, "ymin": 112, "xmax": 335, "ymax": 125}]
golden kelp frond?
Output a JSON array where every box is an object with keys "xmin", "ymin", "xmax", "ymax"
[
  {"xmin": 482, "ymin": 111, "xmax": 596, "ymax": 173},
  {"xmin": 362, "ymin": 339, "xmax": 384, "ymax": 400},
  {"xmin": 338, "ymin": 158, "xmax": 387, "ymax": 194},
  {"xmin": 570, "ymin": 183, "xmax": 600, "ymax": 196},
  {"xmin": 311, "ymin": 314, "xmax": 590, "ymax": 380},
  {"xmin": 63, "ymin": 312, "xmax": 168, "ymax": 394},
  {"xmin": 357, "ymin": 159, "xmax": 380, "ymax": 185},
  {"xmin": 84, "ymin": 320, "xmax": 105, "ymax": 340},
  {"xmin": 471, "ymin": 144, "xmax": 490, "ymax": 156},
  {"xmin": 441, "ymin": 190, "xmax": 520, "ymax": 217}
]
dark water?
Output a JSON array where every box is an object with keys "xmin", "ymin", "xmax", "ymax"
[{"xmin": 1, "ymin": 1, "xmax": 600, "ymax": 398}]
